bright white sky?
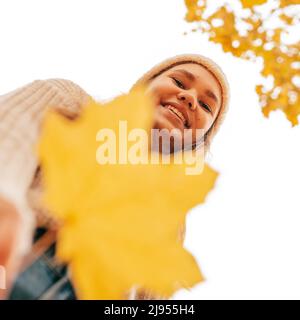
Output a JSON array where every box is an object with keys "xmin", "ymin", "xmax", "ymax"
[{"xmin": 1, "ymin": 0, "xmax": 300, "ymax": 300}]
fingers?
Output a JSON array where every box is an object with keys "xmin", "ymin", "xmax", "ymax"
[{"xmin": 0, "ymin": 195, "xmax": 23, "ymax": 299}]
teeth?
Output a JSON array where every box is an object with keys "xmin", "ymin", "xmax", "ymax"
[{"xmin": 166, "ymin": 105, "xmax": 187, "ymax": 124}]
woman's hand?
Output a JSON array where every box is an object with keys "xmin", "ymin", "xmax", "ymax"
[{"xmin": 0, "ymin": 196, "xmax": 23, "ymax": 299}]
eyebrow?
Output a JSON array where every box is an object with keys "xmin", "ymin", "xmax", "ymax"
[{"xmin": 175, "ymin": 69, "xmax": 220, "ymax": 104}]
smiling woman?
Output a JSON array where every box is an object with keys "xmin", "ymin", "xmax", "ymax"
[{"xmin": 0, "ymin": 53, "xmax": 229, "ymax": 300}]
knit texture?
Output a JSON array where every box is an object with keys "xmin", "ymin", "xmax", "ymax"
[{"xmin": 0, "ymin": 79, "xmax": 91, "ymax": 255}]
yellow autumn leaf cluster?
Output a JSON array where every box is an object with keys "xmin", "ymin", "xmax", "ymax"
[
  {"xmin": 280, "ymin": 0, "xmax": 300, "ymax": 6},
  {"xmin": 241, "ymin": 0, "xmax": 268, "ymax": 8},
  {"xmin": 38, "ymin": 87, "xmax": 218, "ymax": 300},
  {"xmin": 185, "ymin": 0, "xmax": 300, "ymax": 125}
]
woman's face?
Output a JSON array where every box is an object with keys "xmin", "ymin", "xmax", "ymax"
[{"xmin": 146, "ymin": 63, "xmax": 222, "ymax": 150}]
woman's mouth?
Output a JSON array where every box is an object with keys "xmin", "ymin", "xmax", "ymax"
[{"xmin": 162, "ymin": 103, "xmax": 189, "ymax": 128}]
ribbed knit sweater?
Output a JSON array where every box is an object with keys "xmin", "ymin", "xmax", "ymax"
[{"xmin": 0, "ymin": 79, "xmax": 91, "ymax": 255}]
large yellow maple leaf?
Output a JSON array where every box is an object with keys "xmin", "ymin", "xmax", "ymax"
[{"xmin": 38, "ymin": 87, "xmax": 218, "ymax": 299}]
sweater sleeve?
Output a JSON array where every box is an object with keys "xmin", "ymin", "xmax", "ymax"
[{"xmin": 0, "ymin": 78, "xmax": 91, "ymax": 256}]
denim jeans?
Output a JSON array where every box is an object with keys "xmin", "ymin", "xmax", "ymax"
[{"xmin": 9, "ymin": 228, "xmax": 76, "ymax": 300}]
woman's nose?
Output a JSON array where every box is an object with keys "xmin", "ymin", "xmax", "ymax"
[{"xmin": 177, "ymin": 92, "xmax": 197, "ymax": 111}]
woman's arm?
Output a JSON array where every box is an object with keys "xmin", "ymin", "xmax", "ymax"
[{"xmin": 0, "ymin": 78, "xmax": 91, "ymax": 298}]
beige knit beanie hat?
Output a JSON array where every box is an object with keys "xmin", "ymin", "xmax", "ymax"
[{"xmin": 130, "ymin": 54, "xmax": 230, "ymax": 149}]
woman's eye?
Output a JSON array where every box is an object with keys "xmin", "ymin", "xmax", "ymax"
[
  {"xmin": 199, "ymin": 100, "xmax": 211, "ymax": 113},
  {"xmin": 172, "ymin": 77, "xmax": 185, "ymax": 89}
]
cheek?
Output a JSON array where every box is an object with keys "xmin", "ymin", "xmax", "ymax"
[
  {"xmin": 193, "ymin": 110, "xmax": 214, "ymax": 132},
  {"xmin": 146, "ymin": 81, "xmax": 177, "ymax": 106}
]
